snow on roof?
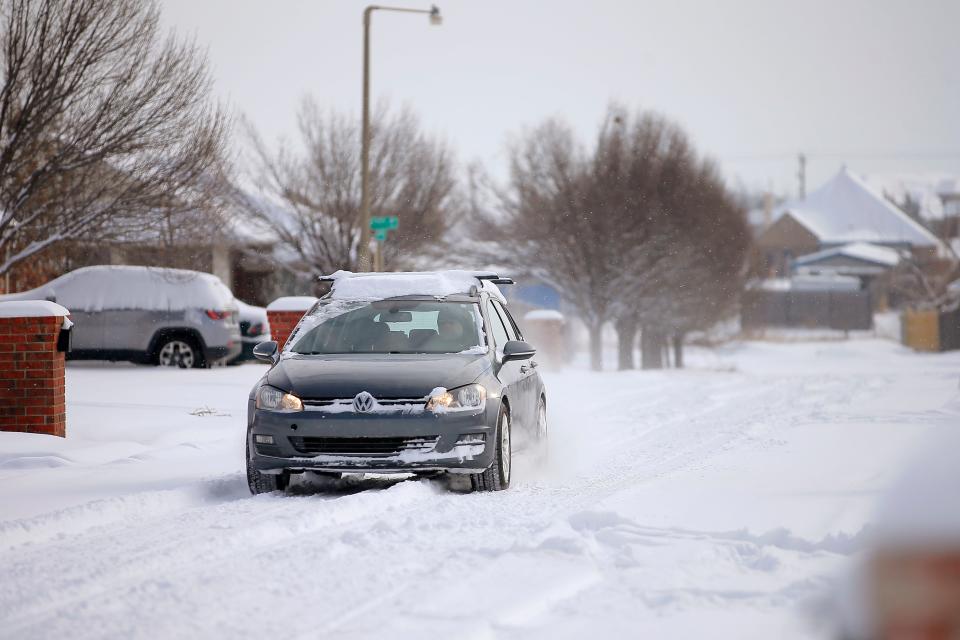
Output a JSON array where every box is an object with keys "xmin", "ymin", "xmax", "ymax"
[
  {"xmin": 795, "ymin": 242, "xmax": 903, "ymax": 268},
  {"xmin": 524, "ymin": 309, "xmax": 565, "ymax": 322},
  {"xmin": 753, "ymin": 274, "xmax": 861, "ymax": 292},
  {"xmin": 0, "ymin": 266, "xmax": 236, "ymax": 313},
  {"xmin": 266, "ymin": 296, "xmax": 319, "ymax": 312},
  {"xmin": 326, "ymin": 270, "xmax": 507, "ymax": 301},
  {"xmin": 0, "ymin": 300, "xmax": 70, "ymax": 318},
  {"xmin": 775, "ymin": 168, "xmax": 942, "ymax": 247}
]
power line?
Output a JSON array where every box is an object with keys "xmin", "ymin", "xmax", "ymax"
[{"xmin": 720, "ymin": 149, "xmax": 960, "ymax": 162}]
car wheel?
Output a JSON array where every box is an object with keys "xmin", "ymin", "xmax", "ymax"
[
  {"xmin": 156, "ymin": 336, "xmax": 203, "ymax": 369},
  {"xmin": 246, "ymin": 438, "xmax": 289, "ymax": 495},
  {"xmin": 534, "ymin": 396, "xmax": 549, "ymax": 463},
  {"xmin": 471, "ymin": 404, "xmax": 511, "ymax": 492}
]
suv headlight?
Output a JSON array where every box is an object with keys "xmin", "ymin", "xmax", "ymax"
[
  {"xmin": 426, "ymin": 384, "xmax": 486, "ymax": 413},
  {"xmin": 256, "ymin": 385, "xmax": 303, "ymax": 411}
]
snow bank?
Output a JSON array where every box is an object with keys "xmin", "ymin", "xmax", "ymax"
[
  {"xmin": 0, "ymin": 266, "xmax": 236, "ymax": 313},
  {"xmin": 327, "ymin": 270, "xmax": 505, "ymax": 301},
  {"xmin": 265, "ymin": 296, "xmax": 318, "ymax": 312},
  {"xmin": 0, "ymin": 300, "xmax": 70, "ymax": 318},
  {"xmin": 524, "ymin": 309, "xmax": 564, "ymax": 322}
]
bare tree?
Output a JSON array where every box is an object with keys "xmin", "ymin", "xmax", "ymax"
[
  {"xmin": 238, "ymin": 99, "xmax": 461, "ymax": 277},
  {"xmin": 485, "ymin": 118, "xmax": 628, "ymax": 370},
  {"xmin": 0, "ymin": 0, "xmax": 228, "ymax": 277},
  {"xmin": 600, "ymin": 109, "xmax": 749, "ymax": 370},
  {"xmin": 480, "ymin": 105, "xmax": 749, "ymax": 371}
]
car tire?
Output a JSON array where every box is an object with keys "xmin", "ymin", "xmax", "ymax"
[
  {"xmin": 471, "ymin": 404, "xmax": 511, "ymax": 492},
  {"xmin": 246, "ymin": 438, "xmax": 289, "ymax": 495},
  {"xmin": 155, "ymin": 335, "xmax": 204, "ymax": 369}
]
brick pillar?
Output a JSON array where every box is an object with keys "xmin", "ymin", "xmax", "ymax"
[
  {"xmin": 266, "ymin": 297, "xmax": 318, "ymax": 351},
  {"xmin": 0, "ymin": 302, "xmax": 70, "ymax": 437}
]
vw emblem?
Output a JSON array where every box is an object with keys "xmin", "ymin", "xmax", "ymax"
[{"xmin": 353, "ymin": 391, "xmax": 375, "ymax": 413}]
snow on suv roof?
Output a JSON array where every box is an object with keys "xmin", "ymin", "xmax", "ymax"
[{"xmin": 325, "ymin": 270, "xmax": 508, "ymax": 302}]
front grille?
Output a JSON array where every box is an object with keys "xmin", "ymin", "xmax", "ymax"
[
  {"xmin": 302, "ymin": 397, "xmax": 427, "ymax": 412},
  {"xmin": 288, "ymin": 436, "xmax": 439, "ymax": 456}
]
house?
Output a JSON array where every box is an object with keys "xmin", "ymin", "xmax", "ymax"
[
  {"xmin": 792, "ymin": 242, "xmax": 904, "ymax": 310},
  {"xmin": 757, "ymin": 168, "xmax": 944, "ymax": 276},
  {"xmin": 793, "ymin": 242, "xmax": 902, "ymax": 278}
]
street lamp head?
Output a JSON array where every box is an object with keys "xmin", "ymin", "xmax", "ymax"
[{"xmin": 429, "ymin": 5, "xmax": 442, "ymax": 25}]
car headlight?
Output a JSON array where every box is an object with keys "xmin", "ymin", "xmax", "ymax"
[
  {"xmin": 256, "ymin": 385, "xmax": 303, "ymax": 411},
  {"xmin": 426, "ymin": 384, "xmax": 486, "ymax": 413}
]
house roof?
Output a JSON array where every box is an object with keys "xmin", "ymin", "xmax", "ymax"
[
  {"xmin": 774, "ymin": 168, "xmax": 942, "ymax": 248},
  {"xmin": 794, "ymin": 242, "xmax": 903, "ymax": 268}
]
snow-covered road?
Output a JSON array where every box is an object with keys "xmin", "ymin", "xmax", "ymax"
[{"xmin": 1, "ymin": 339, "xmax": 958, "ymax": 638}]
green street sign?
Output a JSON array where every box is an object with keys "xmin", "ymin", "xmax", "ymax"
[
  {"xmin": 373, "ymin": 229, "xmax": 388, "ymax": 241},
  {"xmin": 370, "ymin": 216, "xmax": 399, "ymax": 231}
]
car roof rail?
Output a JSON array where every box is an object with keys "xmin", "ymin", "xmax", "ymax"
[{"xmin": 475, "ymin": 275, "xmax": 515, "ymax": 285}]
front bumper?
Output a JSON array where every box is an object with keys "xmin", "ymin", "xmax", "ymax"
[{"xmin": 249, "ymin": 405, "xmax": 497, "ymax": 474}]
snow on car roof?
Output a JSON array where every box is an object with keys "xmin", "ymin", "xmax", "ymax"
[
  {"xmin": 326, "ymin": 270, "xmax": 507, "ymax": 302},
  {"xmin": 0, "ymin": 265, "xmax": 236, "ymax": 313}
]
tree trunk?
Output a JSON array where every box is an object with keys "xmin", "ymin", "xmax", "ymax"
[
  {"xmin": 615, "ymin": 319, "xmax": 638, "ymax": 370},
  {"xmin": 673, "ymin": 333, "xmax": 684, "ymax": 369},
  {"xmin": 640, "ymin": 327, "xmax": 664, "ymax": 370},
  {"xmin": 588, "ymin": 321, "xmax": 603, "ymax": 371}
]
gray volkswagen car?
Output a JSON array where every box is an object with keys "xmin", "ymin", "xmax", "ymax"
[{"xmin": 246, "ymin": 271, "xmax": 547, "ymax": 493}]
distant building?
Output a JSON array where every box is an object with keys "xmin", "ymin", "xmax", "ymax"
[{"xmin": 757, "ymin": 168, "xmax": 944, "ymax": 277}]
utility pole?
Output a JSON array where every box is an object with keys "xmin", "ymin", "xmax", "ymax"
[
  {"xmin": 797, "ymin": 152, "xmax": 806, "ymax": 200},
  {"xmin": 358, "ymin": 5, "xmax": 442, "ymax": 271}
]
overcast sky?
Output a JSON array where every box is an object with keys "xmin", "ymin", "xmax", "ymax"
[{"xmin": 160, "ymin": 0, "xmax": 960, "ymax": 198}]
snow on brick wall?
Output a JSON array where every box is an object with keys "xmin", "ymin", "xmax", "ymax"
[
  {"xmin": 0, "ymin": 313, "xmax": 67, "ymax": 437},
  {"xmin": 266, "ymin": 297, "xmax": 317, "ymax": 351}
]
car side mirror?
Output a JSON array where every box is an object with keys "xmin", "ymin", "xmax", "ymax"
[
  {"xmin": 502, "ymin": 340, "xmax": 536, "ymax": 362},
  {"xmin": 253, "ymin": 340, "xmax": 279, "ymax": 364}
]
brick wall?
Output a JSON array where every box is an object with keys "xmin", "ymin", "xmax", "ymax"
[
  {"xmin": 267, "ymin": 311, "xmax": 307, "ymax": 351},
  {"xmin": 0, "ymin": 315, "xmax": 67, "ymax": 437}
]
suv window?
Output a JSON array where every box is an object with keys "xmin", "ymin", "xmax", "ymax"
[{"xmin": 485, "ymin": 300, "xmax": 510, "ymax": 349}]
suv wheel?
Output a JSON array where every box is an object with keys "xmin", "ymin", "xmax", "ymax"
[
  {"xmin": 471, "ymin": 404, "xmax": 511, "ymax": 492},
  {"xmin": 246, "ymin": 438, "xmax": 289, "ymax": 495},
  {"xmin": 156, "ymin": 336, "xmax": 203, "ymax": 369}
]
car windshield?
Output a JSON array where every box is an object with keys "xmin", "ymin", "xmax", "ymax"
[{"xmin": 290, "ymin": 299, "xmax": 485, "ymax": 355}]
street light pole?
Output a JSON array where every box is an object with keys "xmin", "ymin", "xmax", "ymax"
[{"xmin": 358, "ymin": 4, "xmax": 441, "ymax": 272}]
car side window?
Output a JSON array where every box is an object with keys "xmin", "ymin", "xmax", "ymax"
[
  {"xmin": 492, "ymin": 301, "xmax": 517, "ymax": 341},
  {"xmin": 495, "ymin": 301, "xmax": 524, "ymax": 341},
  {"xmin": 485, "ymin": 300, "xmax": 510, "ymax": 350}
]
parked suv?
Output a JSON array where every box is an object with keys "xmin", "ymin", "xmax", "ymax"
[
  {"xmin": 231, "ymin": 300, "xmax": 271, "ymax": 363},
  {"xmin": 246, "ymin": 271, "xmax": 548, "ymax": 494},
  {"xmin": 0, "ymin": 265, "xmax": 241, "ymax": 367}
]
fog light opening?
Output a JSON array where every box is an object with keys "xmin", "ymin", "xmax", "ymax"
[
  {"xmin": 254, "ymin": 434, "xmax": 274, "ymax": 444},
  {"xmin": 456, "ymin": 433, "xmax": 486, "ymax": 445}
]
